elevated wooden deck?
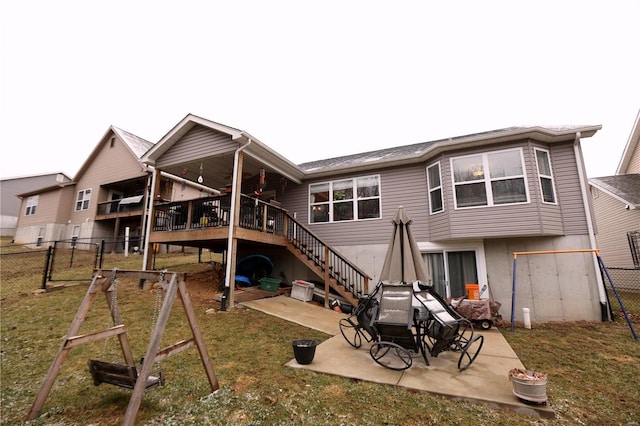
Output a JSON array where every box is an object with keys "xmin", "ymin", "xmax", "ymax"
[{"xmin": 148, "ymin": 194, "xmax": 370, "ymax": 307}]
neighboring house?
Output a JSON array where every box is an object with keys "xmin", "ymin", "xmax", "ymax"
[
  {"xmin": 14, "ymin": 126, "xmax": 211, "ymax": 250},
  {"xmin": 0, "ymin": 172, "xmax": 71, "ymax": 237},
  {"xmin": 589, "ymin": 110, "xmax": 640, "ymax": 268},
  {"xmin": 142, "ymin": 113, "xmax": 607, "ymax": 323}
]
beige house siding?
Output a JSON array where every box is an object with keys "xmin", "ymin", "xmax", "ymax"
[
  {"xmin": 155, "ymin": 125, "xmax": 237, "ymax": 167},
  {"xmin": 70, "ymin": 132, "xmax": 148, "ymax": 229},
  {"xmin": 593, "ymin": 188, "xmax": 639, "ymax": 267},
  {"xmin": 626, "ymin": 146, "xmax": 640, "ymax": 174},
  {"xmin": 14, "ymin": 186, "xmax": 76, "ymax": 245}
]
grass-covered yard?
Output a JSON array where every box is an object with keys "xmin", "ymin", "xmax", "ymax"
[{"xmin": 1, "ymin": 256, "xmax": 639, "ymax": 425}]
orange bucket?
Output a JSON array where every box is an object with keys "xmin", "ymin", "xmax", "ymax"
[{"xmin": 466, "ymin": 284, "xmax": 480, "ymax": 300}]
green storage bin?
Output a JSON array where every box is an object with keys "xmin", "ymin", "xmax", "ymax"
[{"xmin": 259, "ymin": 277, "xmax": 282, "ymax": 292}]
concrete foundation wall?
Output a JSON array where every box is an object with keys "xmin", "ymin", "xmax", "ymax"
[{"xmin": 484, "ymin": 236, "xmax": 602, "ymax": 323}]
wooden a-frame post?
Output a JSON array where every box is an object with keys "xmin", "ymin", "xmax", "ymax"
[{"xmin": 27, "ymin": 269, "xmax": 219, "ymax": 426}]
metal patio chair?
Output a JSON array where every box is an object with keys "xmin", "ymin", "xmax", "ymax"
[{"xmin": 339, "ymin": 283, "xmax": 484, "ymax": 371}]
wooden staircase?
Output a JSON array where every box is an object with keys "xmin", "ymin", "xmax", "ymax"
[{"xmin": 283, "ymin": 213, "xmax": 370, "ymax": 307}]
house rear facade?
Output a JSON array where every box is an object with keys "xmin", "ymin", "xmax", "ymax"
[{"xmin": 141, "ymin": 114, "xmax": 607, "ymax": 323}]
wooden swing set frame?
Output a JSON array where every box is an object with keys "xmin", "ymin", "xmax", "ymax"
[{"xmin": 27, "ymin": 269, "xmax": 219, "ymax": 426}]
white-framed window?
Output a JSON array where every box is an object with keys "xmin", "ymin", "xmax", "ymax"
[
  {"xmin": 25, "ymin": 195, "xmax": 39, "ymax": 216},
  {"xmin": 75, "ymin": 188, "xmax": 92, "ymax": 211},
  {"xmin": 309, "ymin": 175, "xmax": 381, "ymax": 223},
  {"xmin": 426, "ymin": 162, "xmax": 443, "ymax": 214},
  {"xmin": 36, "ymin": 227, "xmax": 45, "ymax": 247},
  {"xmin": 451, "ymin": 148, "xmax": 528, "ymax": 208},
  {"xmin": 535, "ymin": 148, "xmax": 556, "ymax": 204}
]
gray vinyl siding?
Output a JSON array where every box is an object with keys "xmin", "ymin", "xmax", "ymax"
[
  {"xmin": 282, "ymin": 165, "xmax": 429, "ymax": 246},
  {"xmin": 280, "ymin": 139, "xmax": 591, "ymax": 246},
  {"xmin": 435, "ymin": 140, "xmax": 564, "ymax": 239},
  {"xmin": 1, "ymin": 174, "xmax": 70, "ymax": 216},
  {"xmin": 593, "ymin": 188, "xmax": 639, "ymax": 267},
  {"xmin": 550, "ymin": 142, "xmax": 589, "ymax": 235},
  {"xmin": 156, "ymin": 125, "xmax": 237, "ymax": 167}
]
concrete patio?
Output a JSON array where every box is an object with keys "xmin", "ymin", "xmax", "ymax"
[{"xmin": 240, "ymin": 295, "xmax": 554, "ymax": 418}]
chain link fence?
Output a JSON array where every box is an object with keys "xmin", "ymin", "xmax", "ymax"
[
  {"xmin": 0, "ymin": 248, "xmax": 50, "ymax": 298},
  {"xmin": 603, "ymin": 267, "xmax": 640, "ymax": 323},
  {"xmin": 1, "ymin": 238, "xmax": 211, "ymax": 299}
]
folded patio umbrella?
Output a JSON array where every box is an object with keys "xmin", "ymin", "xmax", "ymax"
[{"xmin": 379, "ymin": 206, "xmax": 430, "ymax": 284}]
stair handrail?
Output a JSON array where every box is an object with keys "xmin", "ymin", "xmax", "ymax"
[{"xmin": 284, "ymin": 212, "xmax": 370, "ymax": 298}]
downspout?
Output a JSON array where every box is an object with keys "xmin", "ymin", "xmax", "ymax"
[
  {"xmin": 223, "ymin": 137, "xmax": 253, "ymax": 307},
  {"xmin": 142, "ymin": 166, "xmax": 158, "ymax": 271},
  {"xmin": 573, "ymin": 132, "xmax": 608, "ymax": 320}
]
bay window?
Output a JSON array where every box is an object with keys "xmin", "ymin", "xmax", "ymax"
[{"xmin": 451, "ymin": 149, "xmax": 528, "ymax": 208}]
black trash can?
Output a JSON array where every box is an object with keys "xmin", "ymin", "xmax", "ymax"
[{"xmin": 292, "ymin": 339, "xmax": 317, "ymax": 364}]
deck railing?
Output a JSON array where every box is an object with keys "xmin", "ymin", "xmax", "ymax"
[
  {"xmin": 96, "ymin": 199, "xmax": 145, "ymax": 217},
  {"xmin": 151, "ymin": 194, "xmax": 369, "ymax": 299}
]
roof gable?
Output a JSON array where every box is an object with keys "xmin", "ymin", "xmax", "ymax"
[
  {"xmin": 143, "ymin": 113, "xmax": 244, "ymax": 163},
  {"xmin": 617, "ymin": 110, "xmax": 640, "ymax": 174},
  {"xmin": 73, "ymin": 126, "xmax": 152, "ymax": 181}
]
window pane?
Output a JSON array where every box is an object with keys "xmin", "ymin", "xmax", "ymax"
[
  {"xmin": 540, "ymin": 177, "xmax": 555, "ymax": 203},
  {"xmin": 430, "ymin": 188, "xmax": 443, "ymax": 212},
  {"xmin": 357, "ymin": 198, "xmax": 380, "ymax": 219},
  {"xmin": 491, "ymin": 178, "xmax": 527, "ymax": 204},
  {"xmin": 536, "ymin": 150, "xmax": 551, "ymax": 175},
  {"xmin": 333, "ymin": 179, "xmax": 353, "ymax": 201},
  {"xmin": 310, "ymin": 183, "xmax": 329, "ymax": 203},
  {"xmin": 455, "ymin": 182, "xmax": 487, "ymax": 207},
  {"xmin": 334, "ymin": 201, "xmax": 354, "ymax": 221},
  {"xmin": 310, "ymin": 204, "xmax": 329, "ymax": 223},
  {"xmin": 357, "ymin": 176, "xmax": 379, "ymax": 198},
  {"xmin": 427, "ymin": 164, "xmax": 440, "ymax": 188},
  {"xmin": 452, "ymin": 156, "xmax": 484, "ymax": 182},
  {"xmin": 488, "ymin": 151, "xmax": 522, "ymax": 178}
]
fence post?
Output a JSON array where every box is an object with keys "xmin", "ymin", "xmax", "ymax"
[
  {"xmin": 42, "ymin": 246, "xmax": 53, "ymax": 290},
  {"xmin": 99, "ymin": 240, "xmax": 105, "ymax": 269}
]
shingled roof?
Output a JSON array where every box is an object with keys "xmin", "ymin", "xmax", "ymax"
[
  {"xmin": 112, "ymin": 126, "xmax": 154, "ymax": 158},
  {"xmin": 590, "ymin": 174, "xmax": 640, "ymax": 207},
  {"xmin": 298, "ymin": 125, "xmax": 594, "ymax": 173}
]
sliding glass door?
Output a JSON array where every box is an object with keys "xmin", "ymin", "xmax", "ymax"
[{"xmin": 423, "ymin": 250, "xmax": 478, "ymax": 298}]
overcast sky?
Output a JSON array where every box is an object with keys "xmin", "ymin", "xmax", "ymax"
[{"xmin": 1, "ymin": 0, "xmax": 638, "ymax": 181}]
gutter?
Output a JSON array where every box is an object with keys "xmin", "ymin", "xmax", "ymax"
[
  {"xmin": 573, "ymin": 132, "xmax": 608, "ymax": 320},
  {"xmin": 223, "ymin": 137, "xmax": 253, "ymax": 307}
]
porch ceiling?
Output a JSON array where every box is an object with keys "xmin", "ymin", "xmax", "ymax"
[{"xmin": 159, "ymin": 154, "xmax": 268, "ymax": 193}]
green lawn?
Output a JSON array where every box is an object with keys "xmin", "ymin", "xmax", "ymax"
[{"xmin": 1, "ymin": 259, "xmax": 638, "ymax": 425}]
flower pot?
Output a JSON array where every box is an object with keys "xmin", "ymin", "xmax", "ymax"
[
  {"xmin": 508, "ymin": 368, "xmax": 547, "ymax": 403},
  {"xmin": 292, "ymin": 339, "xmax": 317, "ymax": 364}
]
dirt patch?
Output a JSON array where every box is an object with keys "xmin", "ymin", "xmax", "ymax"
[{"xmin": 185, "ymin": 268, "xmax": 223, "ymax": 307}]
